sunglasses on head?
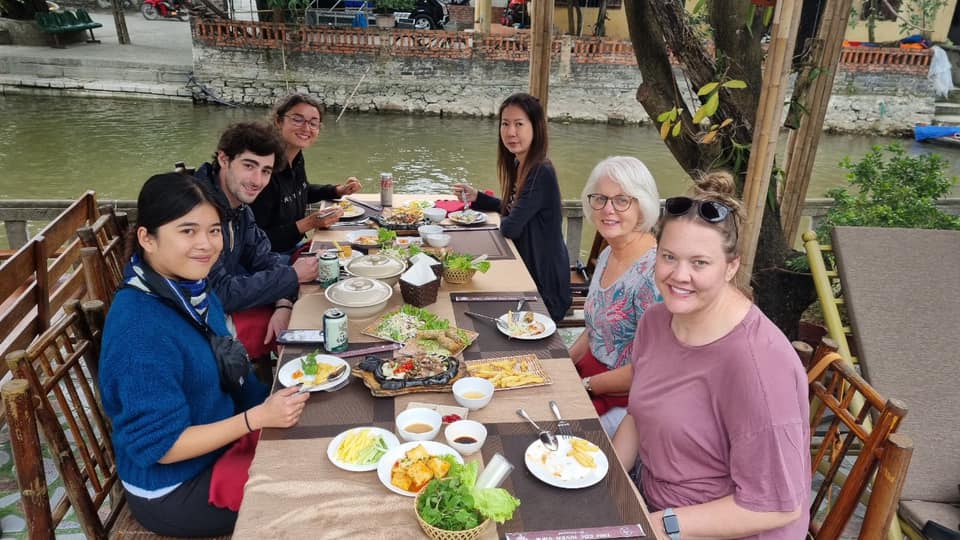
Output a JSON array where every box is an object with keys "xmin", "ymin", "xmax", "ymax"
[{"xmin": 663, "ymin": 197, "xmax": 732, "ymax": 223}]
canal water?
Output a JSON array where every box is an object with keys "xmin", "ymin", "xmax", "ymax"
[{"xmin": 2, "ymin": 94, "xmax": 959, "ymax": 202}]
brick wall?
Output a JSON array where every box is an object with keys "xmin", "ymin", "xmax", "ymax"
[{"xmin": 189, "ymin": 20, "xmax": 935, "ymax": 131}]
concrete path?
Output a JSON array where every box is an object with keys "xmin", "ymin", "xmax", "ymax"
[{"xmin": 0, "ymin": 9, "xmax": 194, "ymax": 99}]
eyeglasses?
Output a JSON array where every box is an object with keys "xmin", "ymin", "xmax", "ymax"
[
  {"xmin": 587, "ymin": 194, "xmax": 634, "ymax": 212},
  {"xmin": 284, "ymin": 114, "xmax": 321, "ymax": 130},
  {"xmin": 663, "ymin": 197, "xmax": 732, "ymax": 223}
]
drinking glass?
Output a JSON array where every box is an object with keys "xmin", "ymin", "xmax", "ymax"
[
  {"xmin": 475, "ymin": 453, "xmax": 514, "ymax": 489},
  {"xmin": 460, "ymin": 181, "xmax": 471, "ymax": 213}
]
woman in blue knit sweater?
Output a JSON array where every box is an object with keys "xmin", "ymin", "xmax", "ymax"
[{"xmin": 100, "ymin": 173, "xmax": 309, "ymax": 537}]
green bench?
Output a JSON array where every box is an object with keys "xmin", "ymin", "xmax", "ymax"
[{"xmin": 34, "ymin": 9, "xmax": 102, "ymax": 48}]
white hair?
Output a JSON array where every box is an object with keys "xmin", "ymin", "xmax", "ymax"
[{"xmin": 580, "ymin": 156, "xmax": 660, "ymax": 232}]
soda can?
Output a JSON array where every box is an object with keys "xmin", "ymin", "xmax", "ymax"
[
  {"xmin": 318, "ymin": 253, "xmax": 340, "ymax": 288},
  {"xmin": 323, "ymin": 308, "xmax": 348, "ymax": 353},
  {"xmin": 379, "ymin": 172, "xmax": 394, "ymax": 207}
]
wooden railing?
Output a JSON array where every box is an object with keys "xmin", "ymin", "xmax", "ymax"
[{"xmin": 5, "ymin": 197, "xmax": 956, "ymax": 262}]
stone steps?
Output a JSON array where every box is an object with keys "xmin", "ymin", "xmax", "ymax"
[
  {"xmin": 0, "ymin": 54, "xmax": 193, "ymax": 100},
  {"xmin": 934, "ymin": 101, "xmax": 960, "ymax": 116}
]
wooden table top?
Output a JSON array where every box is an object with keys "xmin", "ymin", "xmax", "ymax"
[{"xmin": 232, "ymin": 194, "xmax": 653, "ymax": 539}]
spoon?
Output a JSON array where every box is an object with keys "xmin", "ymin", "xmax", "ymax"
[
  {"xmin": 516, "ymin": 408, "xmax": 559, "ymax": 451},
  {"xmin": 297, "ymin": 364, "xmax": 348, "ymax": 394}
]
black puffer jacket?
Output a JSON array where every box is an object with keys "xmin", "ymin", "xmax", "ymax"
[
  {"xmin": 249, "ymin": 151, "xmax": 339, "ymax": 253},
  {"xmin": 195, "ymin": 162, "xmax": 299, "ymax": 313}
]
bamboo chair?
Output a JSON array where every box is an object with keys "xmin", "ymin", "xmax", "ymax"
[
  {"xmin": 559, "ymin": 231, "xmax": 606, "ymax": 328},
  {"xmin": 3, "ymin": 300, "xmax": 231, "ymax": 540},
  {"xmin": 807, "ymin": 352, "xmax": 913, "ymax": 539},
  {"xmin": 76, "ymin": 206, "xmax": 128, "ymax": 301}
]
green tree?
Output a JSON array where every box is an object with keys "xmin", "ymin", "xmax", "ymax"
[{"xmin": 624, "ymin": 0, "xmax": 816, "ymax": 337}]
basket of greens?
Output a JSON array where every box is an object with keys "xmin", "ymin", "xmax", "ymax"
[
  {"xmin": 442, "ymin": 253, "xmax": 491, "ymax": 284},
  {"xmin": 414, "ymin": 458, "xmax": 519, "ymax": 540}
]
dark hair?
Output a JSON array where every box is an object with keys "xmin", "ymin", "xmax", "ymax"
[
  {"xmin": 271, "ymin": 93, "xmax": 324, "ymax": 127},
  {"xmin": 212, "ymin": 122, "xmax": 285, "ymax": 164},
  {"xmin": 496, "ymin": 93, "xmax": 549, "ymax": 214},
  {"xmin": 124, "ymin": 173, "xmax": 224, "ymax": 261}
]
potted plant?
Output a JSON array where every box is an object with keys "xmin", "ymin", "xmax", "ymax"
[{"xmin": 373, "ymin": 0, "xmax": 413, "ymax": 27}]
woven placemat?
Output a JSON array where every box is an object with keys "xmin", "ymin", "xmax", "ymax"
[{"xmin": 451, "ymin": 294, "xmax": 569, "ymax": 361}]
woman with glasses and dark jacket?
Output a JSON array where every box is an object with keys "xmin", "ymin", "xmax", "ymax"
[
  {"xmin": 453, "ymin": 93, "xmax": 571, "ymax": 321},
  {"xmin": 568, "ymin": 157, "xmax": 662, "ymax": 436},
  {"xmin": 250, "ymin": 93, "xmax": 362, "ymax": 255},
  {"xmin": 611, "ymin": 172, "xmax": 809, "ymax": 540}
]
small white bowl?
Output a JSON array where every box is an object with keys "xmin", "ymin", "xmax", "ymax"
[
  {"xmin": 395, "ymin": 407, "xmax": 442, "ymax": 442},
  {"xmin": 423, "ymin": 207, "xmax": 446, "ymax": 223},
  {"xmin": 424, "ymin": 233, "xmax": 451, "ymax": 248},
  {"xmin": 417, "ymin": 224, "xmax": 443, "ymax": 238},
  {"xmin": 452, "ymin": 377, "xmax": 495, "ymax": 411},
  {"xmin": 444, "ymin": 420, "xmax": 487, "ymax": 456}
]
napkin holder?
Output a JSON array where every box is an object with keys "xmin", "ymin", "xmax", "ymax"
[{"xmin": 400, "ymin": 261, "xmax": 441, "ymax": 307}]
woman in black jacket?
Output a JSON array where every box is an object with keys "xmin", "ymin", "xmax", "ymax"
[
  {"xmin": 250, "ymin": 93, "xmax": 362, "ymax": 255},
  {"xmin": 454, "ymin": 93, "xmax": 571, "ymax": 321}
]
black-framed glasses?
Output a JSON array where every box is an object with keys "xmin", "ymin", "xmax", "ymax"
[
  {"xmin": 284, "ymin": 114, "xmax": 321, "ymax": 130},
  {"xmin": 587, "ymin": 194, "xmax": 634, "ymax": 212},
  {"xmin": 664, "ymin": 197, "xmax": 731, "ymax": 223}
]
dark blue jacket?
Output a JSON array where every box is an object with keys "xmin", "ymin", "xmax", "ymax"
[
  {"xmin": 473, "ymin": 162, "xmax": 571, "ymax": 321},
  {"xmin": 195, "ymin": 162, "xmax": 299, "ymax": 313}
]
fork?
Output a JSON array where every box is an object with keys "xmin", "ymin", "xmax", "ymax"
[
  {"xmin": 512, "ymin": 299, "xmax": 525, "ymax": 325},
  {"xmin": 549, "ymin": 400, "xmax": 574, "ymax": 439}
]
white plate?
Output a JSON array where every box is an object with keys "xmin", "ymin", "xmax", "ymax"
[
  {"xmin": 277, "ymin": 354, "xmax": 350, "ymax": 392},
  {"xmin": 524, "ymin": 436, "xmax": 609, "ymax": 489},
  {"xmin": 338, "ymin": 204, "xmax": 366, "ymax": 219},
  {"xmin": 448, "ymin": 210, "xmax": 487, "ymax": 225},
  {"xmin": 376, "ymin": 440, "xmax": 463, "ymax": 496},
  {"xmin": 408, "ymin": 200, "xmax": 435, "ymax": 209},
  {"xmin": 327, "ymin": 427, "xmax": 400, "ymax": 472},
  {"xmin": 496, "ymin": 311, "xmax": 557, "ymax": 340},
  {"xmin": 345, "ymin": 229, "xmax": 381, "ymax": 247}
]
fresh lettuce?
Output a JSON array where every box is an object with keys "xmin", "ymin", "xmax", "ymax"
[{"xmin": 417, "ymin": 456, "xmax": 520, "ymax": 531}]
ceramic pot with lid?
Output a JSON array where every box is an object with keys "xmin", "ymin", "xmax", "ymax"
[
  {"xmin": 345, "ymin": 254, "xmax": 406, "ymax": 286},
  {"xmin": 324, "ymin": 277, "xmax": 394, "ymax": 318}
]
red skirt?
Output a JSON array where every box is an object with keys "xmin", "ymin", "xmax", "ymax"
[{"xmin": 576, "ymin": 349, "xmax": 629, "ymax": 416}]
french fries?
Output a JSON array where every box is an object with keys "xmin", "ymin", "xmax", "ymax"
[
  {"xmin": 468, "ymin": 358, "xmax": 545, "ymax": 389},
  {"xmin": 567, "ymin": 438, "xmax": 600, "ymax": 469}
]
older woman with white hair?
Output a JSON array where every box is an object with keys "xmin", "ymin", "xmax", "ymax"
[{"xmin": 570, "ymin": 156, "xmax": 662, "ymax": 435}]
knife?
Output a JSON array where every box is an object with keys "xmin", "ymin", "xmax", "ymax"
[
  {"xmin": 346, "ymin": 197, "xmax": 382, "ymax": 213},
  {"xmin": 452, "ymin": 295, "xmax": 538, "ymax": 302},
  {"xmin": 464, "ymin": 311, "xmax": 510, "ymax": 332},
  {"xmin": 337, "ymin": 342, "xmax": 403, "ymax": 358},
  {"xmin": 504, "ymin": 524, "xmax": 646, "ymax": 540}
]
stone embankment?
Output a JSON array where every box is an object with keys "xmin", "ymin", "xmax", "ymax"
[{"xmin": 0, "ymin": 11, "xmax": 937, "ymax": 134}]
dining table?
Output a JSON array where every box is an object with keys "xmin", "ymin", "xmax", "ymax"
[{"xmin": 231, "ymin": 194, "xmax": 654, "ymax": 539}]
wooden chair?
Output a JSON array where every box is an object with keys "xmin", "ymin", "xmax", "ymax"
[
  {"xmin": 4, "ymin": 299, "xmax": 119, "ymax": 539},
  {"xmin": 559, "ymin": 231, "xmax": 607, "ymax": 328},
  {"xmin": 76, "ymin": 204, "xmax": 129, "ymax": 302},
  {"xmin": 807, "ymin": 352, "xmax": 913, "ymax": 539},
  {"xmin": 3, "ymin": 299, "xmax": 231, "ymax": 540}
]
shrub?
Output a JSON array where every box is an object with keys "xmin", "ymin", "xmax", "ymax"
[
  {"xmin": 375, "ymin": 0, "xmax": 414, "ymax": 12},
  {"xmin": 816, "ymin": 143, "xmax": 960, "ymax": 241}
]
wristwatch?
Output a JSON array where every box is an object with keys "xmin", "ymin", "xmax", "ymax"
[
  {"xmin": 581, "ymin": 376, "xmax": 593, "ymax": 393},
  {"xmin": 662, "ymin": 508, "xmax": 680, "ymax": 540}
]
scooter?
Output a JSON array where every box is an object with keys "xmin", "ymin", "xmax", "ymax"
[
  {"xmin": 141, "ymin": 0, "xmax": 187, "ymax": 20},
  {"xmin": 500, "ymin": 0, "xmax": 528, "ymax": 28}
]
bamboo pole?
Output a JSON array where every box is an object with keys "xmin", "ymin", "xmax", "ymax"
[
  {"xmin": 528, "ymin": 0, "xmax": 553, "ymax": 112},
  {"xmin": 2, "ymin": 379, "xmax": 53, "ymax": 538},
  {"xmin": 474, "ymin": 0, "xmax": 491, "ymax": 34},
  {"xmin": 736, "ymin": 0, "xmax": 803, "ymax": 289},
  {"xmin": 781, "ymin": 0, "xmax": 855, "ymax": 246}
]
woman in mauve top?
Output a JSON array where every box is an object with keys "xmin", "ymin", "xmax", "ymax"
[
  {"xmin": 612, "ymin": 171, "xmax": 810, "ymax": 540},
  {"xmin": 568, "ymin": 156, "xmax": 662, "ymax": 436},
  {"xmin": 453, "ymin": 93, "xmax": 571, "ymax": 321}
]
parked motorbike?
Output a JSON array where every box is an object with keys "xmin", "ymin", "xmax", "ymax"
[
  {"xmin": 141, "ymin": 0, "xmax": 187, "ymax": 20},
  {"xmin": 95, "ymin": 0, "xmax": 142, "ymax": 9}
]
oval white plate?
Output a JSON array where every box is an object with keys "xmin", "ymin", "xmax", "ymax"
[
  {"xmin": 448, "ymin": 210, "xmax": 487, "ymax": 225},
  {"xmin": 339, "ymin": 205, "xmax": 366, "ymax": 219},
  {"xmin": 496, "ymin": 311, "xmax": 557, "ymax": 340},
  {"xmin": 277, "ymin": 354, "xmax": 350, "ymax": 392},
  {"xmin": 524, "ymin": 436, "xmax": 608, "ymax": 489},
  {"xmin": 345, "ymin": 229, "xmax": 381, "ymax": 247},
  {"xmin": 376, "ymin": 440, "xmax": 463, "ymax": 496},
  {"xmin": 327, "ymin": 426, "xmax": 400, "ymax": 472}
]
